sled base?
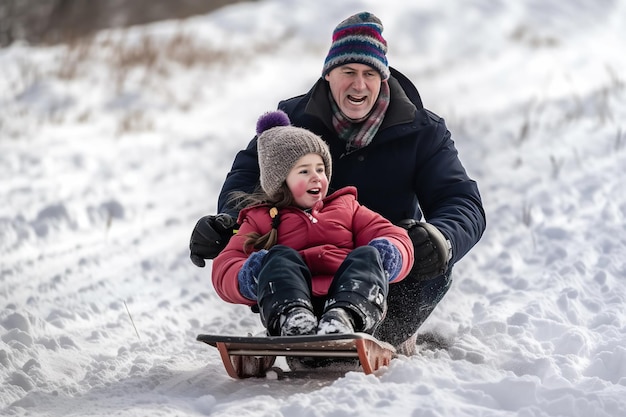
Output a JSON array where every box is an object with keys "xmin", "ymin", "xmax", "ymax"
[{"xmin": 196, "ymin": 333, "xmax": 396, "ymax": 379}]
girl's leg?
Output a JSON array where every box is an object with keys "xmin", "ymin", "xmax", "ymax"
[
  {"xmin": 322, "ymin": 246, "xmax": 389, "ymax": 334},
  {"xmin": 256, "ymin": 245, "xmax": 317, "ymax": 336}
]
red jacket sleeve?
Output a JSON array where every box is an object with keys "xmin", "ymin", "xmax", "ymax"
[
  {"xmin": 211, "ymin": 216, "xmax": 260, "ymax": 306},
  {"xmin": 350, "ymin": 198, "xmax": 415, "ymax": 282}
]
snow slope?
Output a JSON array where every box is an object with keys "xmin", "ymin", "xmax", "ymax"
[{"xmin": 1, "ymin": 0, "xmax": 626, "ymax": 416}]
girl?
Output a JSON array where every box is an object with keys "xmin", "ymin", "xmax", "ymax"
[{"xmin": 211, "ymin": 110, "xmax": 414, "ymax": 338}]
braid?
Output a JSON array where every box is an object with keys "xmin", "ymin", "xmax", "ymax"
[{"xmin": 243, "ymin": 183, "xmax": 293, "ymax": 253}]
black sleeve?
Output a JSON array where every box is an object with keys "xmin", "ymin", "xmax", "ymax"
[{"xmin": 216, "ymin": 137, "xmax": 261, "ymax": 218}]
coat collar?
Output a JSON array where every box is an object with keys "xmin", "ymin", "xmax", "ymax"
[{"xmin": 238, "ymin": 186, "xmax": 358, "ymax": 223}]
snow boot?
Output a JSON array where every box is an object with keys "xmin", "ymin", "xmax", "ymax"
[
  {"xmin": 279, "ymin": 306, "xmax": 317, "ymax": 336},
  {"xmin": 289, "ymin": 308, "xmax": 359, "ymax": 371},
  {"xmin": 254, "ymin": 245, "xmax": 315, "ymax": 336},
  {"xmin": 394, "ymin": 332, "xmax": 417, "ymax": 356},
  {"xmin": 317, "ymin": 307, "xmax": 355, "ymax": 335}
]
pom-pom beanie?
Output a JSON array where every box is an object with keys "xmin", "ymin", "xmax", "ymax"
[{"xmin": 256, "ymin": 110, "xmax": 332, "ymax": 198}]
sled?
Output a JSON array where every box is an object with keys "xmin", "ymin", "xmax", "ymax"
[{"xmin": 196, "ymin": 332, "xmax": 396, "ymax": 379}]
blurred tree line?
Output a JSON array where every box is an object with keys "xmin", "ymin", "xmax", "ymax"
[{"xmin": 0, "ymin": 0, "xmax": 251, "ymax": 47}]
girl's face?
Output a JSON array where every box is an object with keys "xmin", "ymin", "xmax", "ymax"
[{"xmin": 285, "ymin": 153, "xmax": 329, "ymax": 209}]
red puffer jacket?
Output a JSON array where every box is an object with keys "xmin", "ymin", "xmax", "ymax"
[{"xmin": 211, "ymin": 186, "xmax": 414, "ymax": 306}]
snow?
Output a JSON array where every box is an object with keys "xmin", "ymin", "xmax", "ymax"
[{"xmin": 1, "ymin": 0, "xmax": 626, "ymax": 415}]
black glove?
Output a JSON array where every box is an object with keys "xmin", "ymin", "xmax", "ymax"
[
  {"xmin": 189, "ymin": 214, "xmax": 238, "ymax": 267},
  {"xmin": 397, "ymin": 219, "xmax": 452, "ymax": 281}
]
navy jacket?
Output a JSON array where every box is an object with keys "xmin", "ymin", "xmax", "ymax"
[{"xmin": 217, "ymin": 68, "xmax": 485, "ymax": 265}]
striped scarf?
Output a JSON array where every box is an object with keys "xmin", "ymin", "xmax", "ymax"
[{"xmin": 330, "ymin": 80, "xmax": 390, "ymax": 153}]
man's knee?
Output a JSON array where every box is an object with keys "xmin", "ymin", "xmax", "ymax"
[{"xmin": 376, "ymin": 270, "xmax": 453, "ymax": 345}]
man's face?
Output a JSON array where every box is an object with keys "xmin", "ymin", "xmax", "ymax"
[{"xmin": 325, "ymin": 63, "xmax": 382, "ymax": 121}]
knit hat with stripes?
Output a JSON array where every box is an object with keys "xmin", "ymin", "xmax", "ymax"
[{"xmin": 322, "ymin": 12, "xmax": 390, "ymax": 81}]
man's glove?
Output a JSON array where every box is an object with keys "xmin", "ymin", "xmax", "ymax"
[
  {"xmin": 397, "ymin": 219, "xmax": 452, "ymax": 281},
  {"xmin": 189, "ymin": 214, "xmax": 238, "ymax": 267},
  {"xmin": 237, "ymin": 249, "xmax": 268, "ymax": 301},
  {"xmin": 368, "ymin": 238, "xmax": 402, "ymax": 281}
]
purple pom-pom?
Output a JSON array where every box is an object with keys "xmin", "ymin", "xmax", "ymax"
[{"xmin": 256, "ymin": 110, "xmax": 291, "ymax": 135}]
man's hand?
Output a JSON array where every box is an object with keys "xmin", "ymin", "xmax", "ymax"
[
  {"xmin": 189, "ymin": 214, "xmax": 238, "ymax": 267},
  {"xmin": 397, "ymin": 219, "xmax": 452, "ymax": 280}
]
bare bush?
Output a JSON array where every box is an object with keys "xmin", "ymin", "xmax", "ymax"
[{"xmin": 1, "ymin": 0, "xmax": 254, "ymax": 47}]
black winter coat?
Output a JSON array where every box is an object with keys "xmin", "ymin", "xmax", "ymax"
[{"xmin": 217, "ymin": 68, "xmax": 486, "ymax": 265}]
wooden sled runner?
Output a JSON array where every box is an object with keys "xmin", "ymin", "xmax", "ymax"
[{"xmin": 196, "ymin": 333, "xmax": 396, "ymax": 379}]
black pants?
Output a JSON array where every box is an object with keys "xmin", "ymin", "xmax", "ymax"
[
  {"xmin": 374, "ymin": 268, "xmax": 452, "ymax": 346},
  {"xmin": 256, "ymin": 245, "xmax": 388, "ymax": 336}
]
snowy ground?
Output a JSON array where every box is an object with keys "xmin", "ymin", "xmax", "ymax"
[{"xmin": 1, "ymin": 0, "xmax": 626, "ymax": 416}]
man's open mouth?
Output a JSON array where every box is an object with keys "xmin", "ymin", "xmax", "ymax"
[{"xmin": 347, "ymin": 95, "xmax": 367, "ymax": 104}]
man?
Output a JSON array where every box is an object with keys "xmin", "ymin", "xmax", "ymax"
[{"xmin": 189, "ymin": 12, "xmax": 486, "ymax": 355}]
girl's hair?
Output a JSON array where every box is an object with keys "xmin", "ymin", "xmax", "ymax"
[{"xmin": 227, "ymin": 183, "xmax": 295, "ymax": 253}]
